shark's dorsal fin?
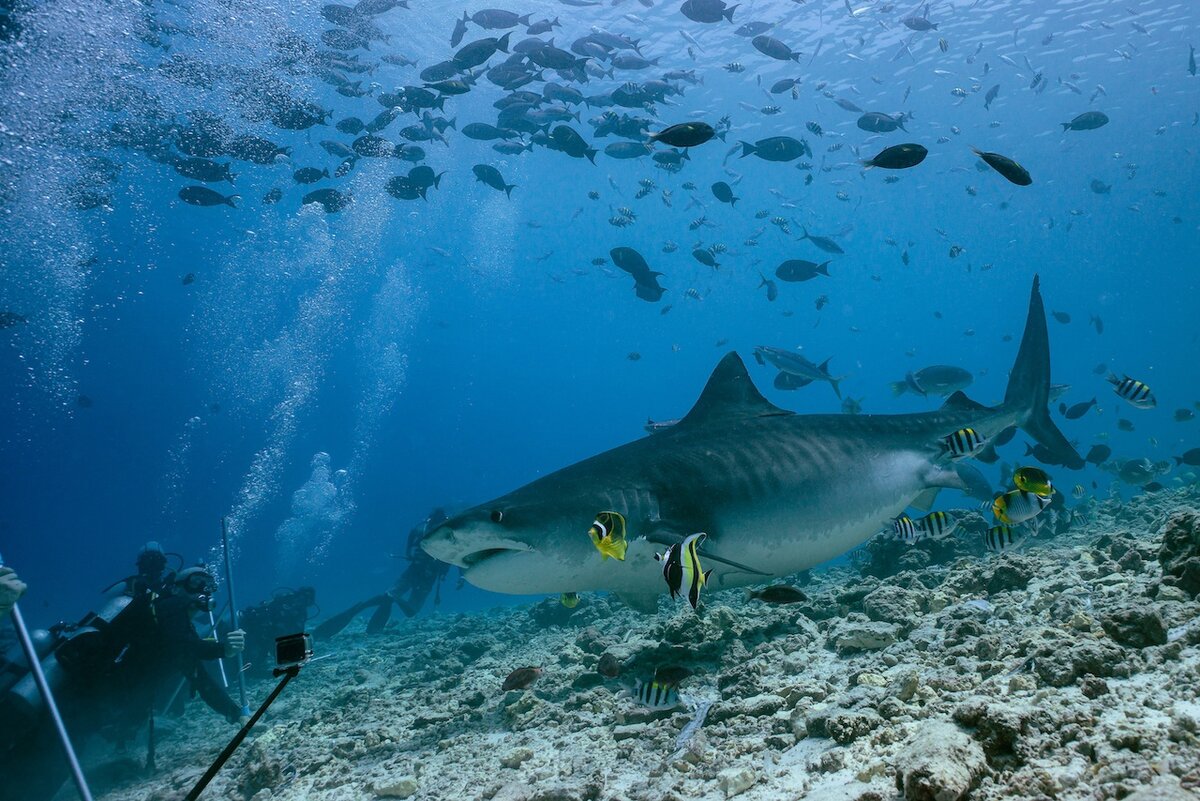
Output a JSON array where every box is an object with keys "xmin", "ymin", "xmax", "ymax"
[
  {"xmin": 941, "ymin": 390, "xmax": 988, "ymax": 413},
  {"xmin": 681, "ymin": 352, "xmax": 789, "ymax": 426}
]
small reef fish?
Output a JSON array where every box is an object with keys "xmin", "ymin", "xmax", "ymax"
[
  {"xmin": 656, "ymin": 532, "xmax": 712, "ymax": 610},
  {"xmin": 891, "ymin": 515, "xmax": 920, "ymax": 543},
  {"xmin": 588, "ymin": 511, "xmax": 629, "ymax": 561},
  {"xmin": 560, "ymin": 592, "xmax": 580, "ymax": 608},
  {"xmin": 1107, "ymin": 373, "xmax": 1156, "ymax": 409},
  {"xmin": 1013, "ymin": 466, "xmax": 1054, "ymax": 497},
  {"xmin": 972, "ymin": 148, "xmax": 1032, "ymax": 186},
  {"xmin": 943, "ymin": 427, "xmax": 988, "ymax": 458},
  {"xmin": 633, "ymin": 679, "xmax": 681, "ymax": 709},
  {"xmin": 917, "ymin": 510, "xmax": 959, "ymax": 539},
  {"xmin": 501, "ymin": 666, "xmax": 542, "ymax": 692},
  {"xmin": 992, "ymin": 489, "xmax": 1051, "ymax": 525},
  {"xmin": 985, "ymin": 524, "xmax": 1024, "ymax": 553}
]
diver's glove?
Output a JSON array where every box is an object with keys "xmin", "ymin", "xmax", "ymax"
[
  {"xmin": 0, "ymin": 567, "xmax": 27, "ymax": 615},
  {"xmin": 223, "ymin": 629, "xmax": 246, "ymax": 658}
]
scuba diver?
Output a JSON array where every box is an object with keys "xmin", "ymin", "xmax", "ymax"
[
  {"xmin": 0, "ymin": 557, "xmax": 246, "ymax": 801},
  {"xmin": 125, "ymin": 540, "xmax": 177, "ymax": 595},
  {"xmin": 144, "ymin": 566, "xmax": 246, "ymax": 722},
  {"xmin": 236, "ymin": 585, "xmax": 317, "ymax": 675},
  {"xmin": 314, "ymin": 508, "xmax": 453, "ymax": 639}
]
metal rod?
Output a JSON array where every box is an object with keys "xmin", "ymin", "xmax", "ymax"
[
  {"xmin": 0, "ymin": 551, "xmax": 95, "ymax": 801},
  {"xmin": 220, "ymin": 518, "xmax": 250, "ymax": 715},
  {"xmin": 207, "ymin": 610, "xmax": 229, "ymax": 688}
]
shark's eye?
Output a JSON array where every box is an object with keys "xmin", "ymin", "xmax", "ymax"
[{"xmin": 490, "ymin": 510, "xmax": 504, "ymax": 524}]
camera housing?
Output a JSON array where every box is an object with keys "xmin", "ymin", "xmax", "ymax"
[{"xmin": 274, "ymin": 632, "xmax": 313, "ymax": 668}]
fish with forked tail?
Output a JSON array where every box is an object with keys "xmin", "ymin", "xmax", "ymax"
[{"xmin": 422, "ymin": 278, "xmax": 1083, "ymax": 606}]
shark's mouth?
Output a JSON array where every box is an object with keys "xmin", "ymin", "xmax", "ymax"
[{"xmin": 460, "ymin": 545, "xmax": 529, "ymax": 568}]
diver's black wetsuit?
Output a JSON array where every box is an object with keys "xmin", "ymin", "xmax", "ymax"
[
  {"xmin": 134, "ymin": 592, "xmax": 242, "ymax": 722},
  {"xmin": 389, "ymin": 525, "xmax": 451, "ymax": 617}
]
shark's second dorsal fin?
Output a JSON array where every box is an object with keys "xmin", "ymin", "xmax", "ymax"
[
  {"xmin": 941, "ymin": 390, "xmax": 988, "ymax": 413},
  {"xmin": 680, "ymin": 352, "xmax": 789, "ymax": 426}
]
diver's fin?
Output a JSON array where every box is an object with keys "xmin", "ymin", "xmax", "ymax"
[
  {"xmin": 1004, "ymin": 276, "xmax": 1085, "ymax": 469},
  {"xmin": 941, "ymin": 390, "xmax": 987, "ymax": 413},
  {"xmin": 366, "ymin": 596, "xmax": 393, "ymax": 634},
  {"xmin": 681, "ymin": 352, "xmax": 791, "ymax": 426},
  {"xmin": 313, "ymin": 597, "xmax": 383, "ymax": 640},
  {"xmin": 910, "ymin": 488, "xmax": 940, "ymax": 512},
  {"xmin": 615, "ymin": 592, "xmax": 661, "ymax": 614}
]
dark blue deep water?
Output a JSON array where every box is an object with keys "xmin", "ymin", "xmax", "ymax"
[{"xmin": 1, "ymin": 0, "xmax": 1197, "ymax": 634}]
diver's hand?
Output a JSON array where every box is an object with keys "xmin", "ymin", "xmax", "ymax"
[
  {"xmin": 224, "ymin": 629, "xmax": 246, "ymax": 658},
  {"xmin": 0, "ymin": 567, "xmax": 27, "ymax": 614}
]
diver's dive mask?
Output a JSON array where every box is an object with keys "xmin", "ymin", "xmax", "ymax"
[{"xmin": 176, "ymin": 567, "xmax": 217, "ymax": 612}]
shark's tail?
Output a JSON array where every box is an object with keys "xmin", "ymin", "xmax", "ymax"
[{"xmin": 1003, "ymin": 276, "xmax": 1084, "ymax": 469}]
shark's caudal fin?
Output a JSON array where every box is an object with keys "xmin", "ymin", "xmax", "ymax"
[{"xmin": 1003, "ymin": 276, "xmax": 1085, "ymax": 469}]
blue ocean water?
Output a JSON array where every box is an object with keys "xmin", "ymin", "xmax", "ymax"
[{"xmin": 0, "ymin": 0, "xmax": 1196, "ymax": 632}]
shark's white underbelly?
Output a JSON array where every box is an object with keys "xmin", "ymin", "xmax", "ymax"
[{"xmin": 707, "ymin": 449, "xmax": 931, "ymax": 578}]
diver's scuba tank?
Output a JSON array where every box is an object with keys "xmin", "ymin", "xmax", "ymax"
[
  {"xmin": 0, "ymin": 593, "xmax": 133, "ymax": 750},
  {"xmin": 0, "ymin": 626, "xmax": 55, "ymax": 691}
]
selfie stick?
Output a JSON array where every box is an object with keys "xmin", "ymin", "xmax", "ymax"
[
  {"xmin": 0, "ymin": 551, "xmax": 95, "ymax": 801},
  {"xmin": 183, "ymin": 664, "xmax": 299, "ymax": 801},
  {"xmin": 220, "ymin": 518, "xmax": 251, "ymax": 716}
]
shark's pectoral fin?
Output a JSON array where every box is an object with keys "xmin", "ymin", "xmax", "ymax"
[
  {"xmin": 641, "ymin": 529, "xmax": 771, "ymax": 577},
  {"xmin": 974, "ymin": 442, "xmax": 1000, "ymax": 464},
  {"xmin": 909, "ymin": 487, "xmax": 941, "ymax": 512},
  {"xmin": 925, "ymin": 461, "xmax": 993, "ymax": 502},
  {"xmin": 614, "ymin": 592, "xmax": 661, "ymax": 614},
  {"xmin": 700, "ymin": 549, "xmax": 772, "ymax": 576}
]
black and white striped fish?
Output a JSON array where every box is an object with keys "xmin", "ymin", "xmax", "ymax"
[
  {"xmin": 1107, "ymin": 373, "xmax": 1156, "ymax": 409},
  {"xmin": 633, "ymin": 679, "xmax": 681, "ymax": 709},
  {"xmin": 655, "ymin": 532, "xmax": 712, "ymax": 610},
  {"xmin": 984, "ymin": 524, "xmax": 1024, "ymax": 553},
  {"xmin": 917, "ymin": 510, "xmax": 960, "ymax": 539},
  {"xmin": 942, "ymin": 427, "xmax": 988, "ymax": 458},
  {"xmin": 891, "ymin": 514, "xmax": 920, "ymax": 543}
]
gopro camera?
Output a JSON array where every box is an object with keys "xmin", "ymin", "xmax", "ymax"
[{"xmin": 275, "ymin": 632, "xmax": 313, "ymax": 669}]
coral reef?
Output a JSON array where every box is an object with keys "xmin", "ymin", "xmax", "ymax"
[{"xmin": 93, "ymin": 489, "xmax": 1200, "ymax": 801}]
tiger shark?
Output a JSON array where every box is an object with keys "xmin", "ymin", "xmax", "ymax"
[{"xmin": 422, "ymin": 277, "xmax": 1082, "ymax": 607}]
